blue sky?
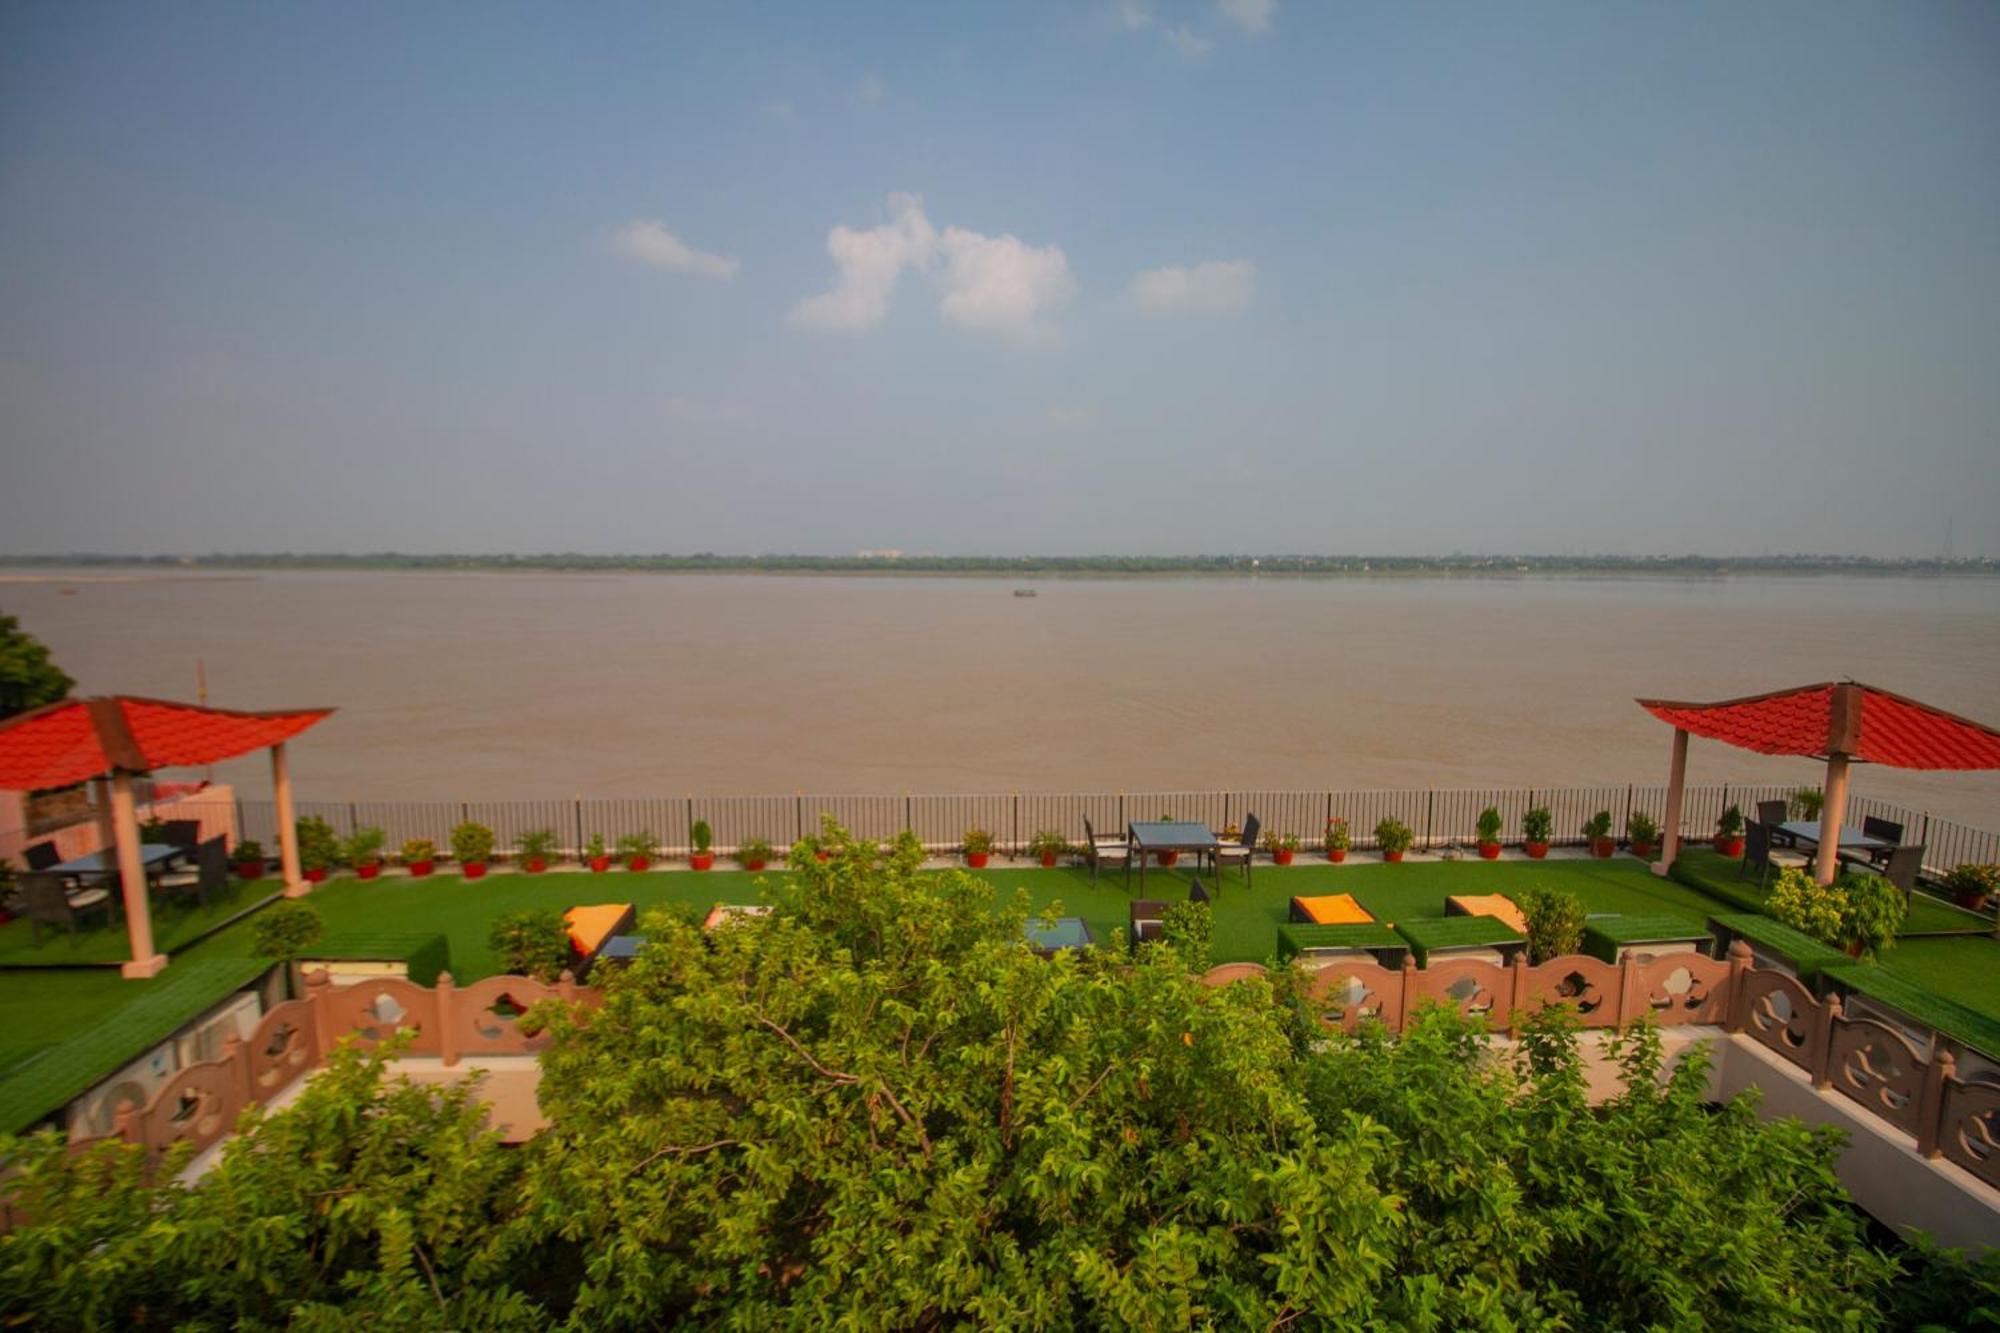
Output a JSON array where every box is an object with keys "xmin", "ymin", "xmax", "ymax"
[{"xmin": 2, "ymin": 1, "xmax": 1996, "ymax": 556}]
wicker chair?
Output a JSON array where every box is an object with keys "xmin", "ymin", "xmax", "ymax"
[
  {"xmin": 18, "ymin": 871, "xmax": 114, "ymax": 945},
  {"xmin": 1213, "ymin": 813, "xmax": 1259, "ymax": 886},
  {"xmin": 1740, "ymin": 820, "xmax": 1808, "ymax": 889},
  {"xmin": 1081, "ymin": 815, "xmax": 1131, "ymax": 884}
]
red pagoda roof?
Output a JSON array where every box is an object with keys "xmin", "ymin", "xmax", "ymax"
[
  {"xmin": 1637, "ymin": 682, "xmax": 2000, "ymax": 771},
  {"xmin": 0, "ymin": 696, "xmax": 333, "ymax": 789}
]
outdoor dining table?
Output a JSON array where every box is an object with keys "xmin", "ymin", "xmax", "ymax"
[
  {"xmin": 47, "ymin": 842, "xmax": 183, "ymax": 883},
  {"xmin": 1776, "ymin": 820, "xmax": 1888, "ymax": 860},
  {"xmin": 1126, "ymin": 820, "xmax": 1220, "ymax": 894}
]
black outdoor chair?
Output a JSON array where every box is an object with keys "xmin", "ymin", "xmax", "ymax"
[
  {"xmin": 21, "ymin": 840, "xmax": 61, "ymax": 871},
  {"xmin": 1739, "ymin": 820, "xmax": 1808, "ymax": 889},
  {"xmin": 18, "ymin": 871, "xmax": 114, "ymax": 946},
  {"xmin": 1861, "ymin": 816, "xmax": 1905, "ymax": 849},
  {"xmin": 1757, "ymin": 801, "xmax": 1793, "ymax": 844},
  {"xmin": 158, "ymin": 836, "xmax": 228, "ymax": 909},
  {"xmin": 1081, "ymin": 815, "xmax": 1130, "ymax": 885},
  {"xmin": 158, "ymin": 820, "xmax": 203, "ymax": 854},
  {"xmin": 1213, "ymin": 813, "xmax": 1258, "ymax": 887},
  {"xmin": 1129, "ymin": 899, "xmax": 1167, "ymax": 952},
  {"xmin": 1187, "ymin": 876, "xmax": 1211, "ymax": 905},
  {"xmin": 1876, "ymin": 845, "xmax": 1925, "ymax": 903}
]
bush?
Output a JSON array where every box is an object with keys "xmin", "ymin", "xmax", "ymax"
[
  {"xmin": 1522, "ymin": 806, "xmax": 1553, "ymax": 843},
  {"xmin": 1768, "ymin": 867, "xmax": 1847, "ymax": 945},
  {"xmin": 1717, "ymin": 804, "xmax": 1744, "ymax": 838},
  {"xmin": 1943, "ymin": 863, "xmax": 2000, "ymax": 904},
  {"xmin": 1027, "ymin": 829, "xmax": 1070, "ymax": 861},
  {"xmin": 1582, "ymin": 810, "xmax": 1613, "ymax": 841},
  {"xmin": 252, "ymin": 901, "xmax": 323, "ymax": 962},
  {"xmin": 488, "ymin": 909, "xmax": 572, "ymax": 982},
  {"xmin": 962, "ymin": 827, "xmax": 995, "ymax": 856},
  {"xmin": 341, "ymin": 825, "xmax": 386, "ymax": 868},
  {"xmin": 449, "ymin": 821, "xmax": 495, "ymax": 865},
  {"xmin": 690, "ymin": 820, "xmax": 714, "ymax": 855},
  {"xmin": 736, "ymin": 836, "xmax": 775, "ymax": 867},
  {"xmin": 1374, "ymin": 817, "xmax": 1414, "ymax": 856},
  {"xmin": 1476, "ymin": 806, "xmax": 1502, "ymax": 843},
  {"xmin": 295, "ymin": 815, "xmax": 340, "ymax": 873},
  {"xmin": 616, "ymin": 830, "xmax": 659, "ymax": 865},
  {"xmin": 584, "ymin": 832, "xmax": 607, "ymax": 861},
  {"xmin": 231, "ymin": 838, "xmax": 265, "ymax": 865},
  {"xmin": 1325, "ymin": 818, "xmax": 1351, "ymax": 852},
  {"xmin": 515, "ymin": 828, "xmax": 558, "ymax": 864},
  {"xmin": 1160, "ymin": 899, "xmax": 1212, "ymax": 972},
  {"xmin": 1260, "ymin": 830, "xmax": 1301, "ymax": 854},
  {"xmin": 1518, "ymin": 886, "xmax": 1588, "ymax": 964},
  {"xmin": 1791, "ymin": 786, "xmax": 1825, "ymax": 819},
  {"xmin": 1840, "ymin": 873, "xmax": 1906, "ymax": 960},
  {"xmin": 400, "ymin": 837, "xmax": 436, "ymax": 865},
  {"xmin": 1627, "ymin": 810, "xmax": 1661, "ymax": 845}
]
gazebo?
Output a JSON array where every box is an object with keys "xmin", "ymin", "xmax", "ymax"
[
  {"xmin": 1638, "ymin": 681, "xmax": 2000, "ymax": 884},
  {"xmin": 0, "ymin": 696, "xmax": 333, "ymax": 977}
]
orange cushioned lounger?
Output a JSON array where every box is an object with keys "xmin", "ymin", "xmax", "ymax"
[
  {"xmin": 1446, "ymin": 893, "xmax": 1527, "ymax": 934},
  {"xmin": 565, "ymin": 903, "xmax": 636, "ymax": 958},
  {"xmin": 1289, "ymin": 893, "xmax": 1375, "ymax": 926}
]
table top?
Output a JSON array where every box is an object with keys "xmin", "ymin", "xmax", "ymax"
[
  {"xmin": 47, "ymin": 842, "xmax": 180, "ymax": 875},
  {"xmin": 1128, "ymin": 820, "xmax": 1220, "ymax": 851},
  {"xmin": 1778, "ymin": 821, "xmax": 1885, "ymax": 850},
  {"xmin": 1025, "ymin": 917, "xmax": 1095, "ymax": 953}
]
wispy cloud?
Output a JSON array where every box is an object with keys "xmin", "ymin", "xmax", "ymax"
[
  {"xmin": 610, "ymin": 220, "xmax": 739, "ymax": 280},
  {"xmin": 1129, "ymin": 259, "xmax": 1256, "ymax": 312},
  {"xmin": 1218, "ymin": 0, "xmax": 1275, "ymax": 35},
  {"xmin": 789, "ymin": 193, "xmax": 1074, "ymax": 339},
  {"xmin": 1163, "ymin": 25, "xmax": 1213, "ymax": 60}
]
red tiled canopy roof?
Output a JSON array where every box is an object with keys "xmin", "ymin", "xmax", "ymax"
[
  {"xmin": 0, "ymin": 696, "xmax": 333, "ymax": 789},
  {"xmin": 1637, "ymin": 682, "xmax": 2000, "ymax": 771}
]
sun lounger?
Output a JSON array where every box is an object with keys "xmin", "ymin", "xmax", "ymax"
[
  {"xmin": 1444, "ymin": 893, "xmax": 1527, "ymax": 933},
  {"xmin": 1289, "ymin": 893, "xmax": 1374, "ymax": 926},
  {"xmin": 564, "ymin": 903, "xmax": 636, "ymax": 975}
]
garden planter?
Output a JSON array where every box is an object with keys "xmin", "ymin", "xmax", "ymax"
[
  {"xmin": 588, "ymin": 855, "xmax": 611, "ymax": 873},
  {"xmin": 304, "ymin": 867, "xmax": 328, "ymax": 884},
  {"xmin": 234, "ymin": 861, "xmax": 264, "ymax": 881},
  {"xmin": 1524, "ymin": 842, "xmax": 1549, "ymax": 860},
  {"xmin": 966, "ymin": 852, "xmax": 991, "ymax": 869},
  {"xmin": 1954, "ymin": 888, "xmax": 1989, "ymax": 912},
  {"xmin": 1843, "ymin": 940, "xmax": 1865, "ymax": 958},
  {"xmin": 356, "ymin": 862, "xmax": 382, "ymax": 880},
  {"xmin": 1477, "ymin": 841, "xmax": 1501, "ymax": 860},
  {"xmin": 1630, "ymin": 841, "xmax": 1657, "ymax": 860},
  {"xmin": 1156, "ymin": 851, "xmax": 1179, "ymax": 868},
  {"xmin": 1327, "ymin": 848, "xmax": 1347, "ymax": 863},
  {"xmin": 1715, "ymin": 836, "xmax": 1744, "ymax": 858},
  {"xmin": 407, "ymin": 859, "xmax": 435, "ymax": 878},
  {"xmin": 627, "ymin": 856, "xmax": 651, "ymax": 872},
  {"xmin": 1039, "ymin": 852, "xmax": 1059, "ymax": 868},
  {"xmin": 690, "ymin": 853, "xmax": 716, "ymax": 871},
  {"xmin": 1591, "ymin": 838, "xmax": 1615, "ymax": 859},
  {"xmin": 523, "ymin": 857, "xmax": 548, "ymax": 874},
  {"xmin": 463, "ymin": 861, "xmax": 488, "ymax": 880},
  {"xmin": 1273, "ymin": 849, "xmax": 1295, "ymax": 866},
  {"xmin": 744, "ymin": 859, "xmax": 768, "ymax": 872},
  {"xmin": 1383, "ymin": 850, "xmax": 1404, "ymax": 864}
]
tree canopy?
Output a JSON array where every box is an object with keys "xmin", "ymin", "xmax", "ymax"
[
  {"xmin": 2, "ymin": 820, "xmax": 1991, "ymax": 1329},
  {"xmin": 0, "ymin": 612, "xmax": 73, "ymax": 721}
]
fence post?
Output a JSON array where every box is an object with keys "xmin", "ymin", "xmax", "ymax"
[
  {"xmin": 1624, "ymin": 784, "xmax": 1634, "ymax": 841},
  {"xmin": 1118, "ymin": 792, "xmax": 1126, "ymax": 831},
  {"xmin": 1724, "ymin": 940, "xmax": 1752, "ymax": 1033},
  {"xmin": 905, "ymin": 794, "xmax": 913, "ymax": 837},
  {"xmin": 1615, "ymin": 953, "xmax": 1641, "ymax": 1027},
  {"xmin": 795, "ymin": 795, "xmax": 804, "ymax": 843},
  {"xmin": 225, "ymin": 1033, "xmax": 251, "ymax": 1116},
  {"xmin": 686, "ymin": 796, "xmax": 695, "ymax": 856},
  {"xmin": 306, "ymin": 967, "xmax": 335, "ymax": 1063},
  {"xmin": 1811, "ymin": 993, "xmax": 1842, "ymax": 1090},
  {"xmin": 574, "ymin": 797, "xmax": 583, "ymax": 859},
  {"xmin": 1916, "ymin": 1049, "xmax": 1952, "ymax": 1158},
  {"xmin": 1424, "ymin": 790, "xmax": 1434, "ymax": 850},
  {"xmin": 1011, "ymin": 794, "xmax": 1020, "ymax": 859},
  {"xmin": 436, "ymin": 972, "xmax": 458, "ymax": 1068},
  {"xmin": 347, "ymin": 801, "xmax": 358, "ymax": 836},
  {"xmin": 1508, "ymin": 952, "xmax": 1529, "ymax": 1032}
]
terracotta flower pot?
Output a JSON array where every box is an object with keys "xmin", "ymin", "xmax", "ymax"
[
  {"xmin": 1383, "ymin": 849, "xmax": 1404, "ymax": 863},
  {"xmin": 1039, "ymin": 852, "xmax": 1058, "ymax": 868},
  {"xmin": 814, "ymin": 851, "xmax": 830, "ymax": 863},
  {"xmin": 357, "ymin": 862, "xmax": 381, "ymax": 880},
  {"xmin": 1156, "ymin": 851, "xmax": 1179, "ymax": 867},
  {"xmin": 1715, "ymin": 836, "xmax": 1744, "ymax": 858},
  {"xmin": 1327, "ymin": 848, "xmax": 1347, "ymax": 863},
  {"xmin": 1954, "ymin": 888, "xmax": 1989, "ymax": 912},
  {"xmin": 690, "ymin": 853, "xmax": 715, "ymax": 871},
  {"xmin": 1843, "ymin": 939, "xmax": 1865, "ymax": 958},
  {"xmin": 234, "ymin": 862, "xmax": 264, "ymax": 881},
  {"xmin": 1273, "ymin": 849, "xmax": 1295, "ymax": 866},
  {"xmin": 408, "ymin": 859, "xmax": 435, "ymax": 878},
  {"xmin": 744, "ymin": 859, "xmax": 767, "ymax": 872},
  {"xmin": 1591, "ymin": 838, "xmax": 1615, "ymax": 859},
  {"xmin": 588, "ymin": 855, "xmax": 610, "ymax": 873},
  {"xmin": 463, "ymin": 861, "xmax": 488, "ymax": 880},
  {"xmin": 627, "ymin": 855, "xmax": 650, "ymax": 872},
  {"xmin": 1478, "ymin": 841, "xmax": 1501, "ymax": 860},
  {"xmin": 966, "ymin": 852, "xmax": 991, "ymax": 869},
  {"xmin": 304, "ymin": 867, "xmax": 328, "ymax": 883},
  {"xmin": 1631, "ymin": 841, "xmax": 1657, "ymax": 859},
  {"xmin": 1524, "ymin": 841, "xmax": 1549, "ymax": 860},
  {"xmin": 523, "ymin": 857, "xmax": 547, "ymax": 874}
]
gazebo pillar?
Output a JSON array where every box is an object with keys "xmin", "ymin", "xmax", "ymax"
[
  {"xmin": 271, "ymin": 741, "xmax": 306, "ymax": 897},
  {"xmin": 1653, "ymin": 726, "xmax": 1689, "ymax": 877},
  {"xmin": 1814, "ymin": 753, "xmax": 1852, "ymax": 886},
  {"xmin": 109, "ymin": 773, "xmax": 167, "ymax": 978}
]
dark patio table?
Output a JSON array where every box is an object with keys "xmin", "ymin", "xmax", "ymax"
[
  {"xmin": 1127, "ymin": 820, "xmax": 1220, "ymax": 894},
  {"xmin": 1777, "ymin": 820, "xmax": 1887, "ymax": 859},
  {"xmin": 1025, "ymin": 917, "xmax": 1095, "ymax": 957},
  {"xmin": 47, "ymin": 842, "xmax": 182, "ymax": 882}
]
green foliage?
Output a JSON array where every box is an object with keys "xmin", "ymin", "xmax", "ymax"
[
  {"xmin": 449, "ymin": 820, "xmax": 496, "ymax": 865},
  {"xmin": 690, "ymin": 819, "xmax": 713, "ymax": 855},
  {"xmin": 1160, "ymin": 899, "xmax": 1213, "ymax": 971},
  {"xmin": 488, "ymin": 909, "xmax": 572, "ymax": 983},
  {"xmin": 341, "ymin": 824, "xmax": 386, "ymax": 867},
  {"xmin": 138, "ymin": 816, "xmax": 168, "ymax": 842},
  {"xmin": 295, "ymin": 815, "xmax": 340, "ymax": 872},
  {"xmin": 1791, "ymin": 786, "xmax": 1825, "ymax": 819},
  {"xmin": 0, "ymin": 613, "xmax": 74, "ymax": 721},
  {"xmin": 583, "ymin": 832, "xmax": 607, "ymax": 861},
  {"xmin": 962, "ymin": 825, "xmax": 995, "ymax": 855},
  {"xmin": 1324, "ymin": 817, "xmax": 1351, "ymax": 851},
  {"xmin": 615, "ymin": 830, "xmax": 658, "ymax": 864},
  {"xmin": 735, "ymin": 836, "xmax": 775, "ymax": 867},
  {"xmin": 1027, "ymin": 828, "xmax": 1071, "ymax": 860},
  {"xmin": 1582, "ymin": 809, "xmax": 1613, "ymax": 840},
  {"xmin": 1840, "ymin": 873, "xmax": 1906, "ymax": 961},
  {"xmin": 400, "ymin": 837, "xmax": 437, "ymax": 865},
  {"xmin": 1522, "ymin": 806, "xmax": 1553, "ymax": 843},
  {"xmin": 1518, "ymin": 886, "xmax": 1589, "ymax": 964},
  {"xmin": 1260, "ymin": 830, "xmax": 1301, "ymax": 854},
  {"xmin": 1627, "ymin": 810, "xmax": 1661, "ymax": 844},
  {"xmin": 1768, "ymin": 867, "xmax": 1847, "ymax": 945},
  {"xmin": 252, "ymin": 900, "xmax": 323, "ymax": 962},
  {"xmin": 1476, "ymin": 805, "xmax": 1503, "ymax": 843},
  {"xmin": 230, "ymin": 838, "xmax": 264, "ymax": 864},
  {"xmin": 1374, "ymin": 816, "xmax": 1414, "ymax": 855},
  {"xmin": 1943, "ymin": 863, "xmax": 2000, "ymax": 903},
  {"xmin": 1717, "ymin": 804, "xmax": 1744, "ymax": 838},
  {"xmin": 514, "ymin": 828, "xmax": 558, "ymax": 864},
  {"xmin": 1884, "ymin": 1233, "xmax": 2000, "ymax": 1331}
]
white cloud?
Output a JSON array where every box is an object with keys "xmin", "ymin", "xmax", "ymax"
[
  {"xmin": 1218, "ymin": 0, "xmax": 1275, "ymax": 35},
  {"xmin": 1114, "ymin": 0, "xmax": 1152, "ymax": 30},
  {"xmin": 610, "ymin": 220, "xmax": 739, "ymax": 280},
  {"xmin": 1129, "ymin": 259, "xmax": 1257, "ymax": 313},
  {"xmin": 789, "ymin": 194, "xmax": 1074, "ymax": 338},
  {"xmin": 1163, "ymin": 25, "xmax": 1213, "ymax": 59},
  {"xmin": 857, "ymin": 73, "xmax": 886, "ymax": 104}
]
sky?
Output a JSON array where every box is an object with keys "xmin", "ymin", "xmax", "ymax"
[{"xmin": 1, "ymin": 0, "xmax": 1996, "ymax": 558}]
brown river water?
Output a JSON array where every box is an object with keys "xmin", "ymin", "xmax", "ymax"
[{"xmin": 2, "ymin": 570, "xmax": 1997, "ymax": 830}]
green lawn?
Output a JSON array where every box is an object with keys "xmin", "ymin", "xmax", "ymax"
[
  {"xmin": 1670, "ymin": 850, "xmax": 1991, "ymax": 937},
  {"xmin": 0, "ymin": 876, "xmax": 277, "ymax": 967}
]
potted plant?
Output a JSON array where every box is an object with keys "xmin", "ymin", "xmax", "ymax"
[
  {"xmin": 689, "ymin": 820, "xmax": 716, "ymax": 871},
  {"xmin": 1790, "ymin": 787, "xmax": 1825, "ymax": 820},
  {"xmin": 296, "ymin": 815, "xmax": 339, "ymax": 883},
  {"xmin": 516, "ymin": 828, "xmax": 558, "ymax": 874},
  {"xmin": 1582, "ymin": 810, "xmax": 1614, "ymax": 858},
  {"xmin": 791, "ymin": 833, "xmax": 828, "ymax": 865},
  {"xmin": 1714, "ymin": 804, "xmax": 1745, "ymax": 857},
  {"xmin": 1325, "ymin": 818, "xmax": 1350, "ymax": 862},
  {"xmin": 1374, "ymin": 817, "xmax": 1414, "ymax": 863},
  {"xmin": 1943, "ymin": 863, "xmax": 1999, "ymax": 913},
  {"xmin": 1154, "ymin": 813, "xmax": 1179, "ymax": 867},
  {"xmin": 617, "ymin": 830, "xmax": 658, "ymax": 872},
  {"xmin": 343, "ymin": 826, "xmax": 387, "ymax": 880},
  {"xmin": 450, "ymin": 821, "xmax": 495, "ymax": 880},
  {"xmin": 1521, "ymin": 806, "xmax": 1552, "ymax": 859},
  {"xmin": 1626, "ymin": 811, "xmax": 1660, "ymax": 859},
  {"xmin": 963, "ymin": 827, "xmax": 995, "ymax": 869},
  {"xmin": 401, "ymin": 838, "xmax": 437, "ymax": 878},
  {"xmin": 1839, "ymin": 872, "xmax": 1906, "ymax": 960},
  {"xmin": 1028, "ymin": 829, "xmax": 1070, "ymax": 868},
  {"xmin": 584, "ymin": 833, "xmax": 611, "ymax": 873},
  {"xmin": 736, "ymin": 836, "xmax": 775, "ymax": 872},
  {"xmin": 231, "ymin": 838, "xmax": 267, "ymax": 880},
  {"xmin": 1262, "ymin": 830, "xmax": 1301, "ymax": 866},
  {"xmin": 1475, "ymin": 806, "xmax": 1503, "ymax": 860}
]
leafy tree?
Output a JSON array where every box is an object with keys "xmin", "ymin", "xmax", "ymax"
[
  {"xmin": 0, "ymin": 613, "xmax": 73, "ymax": 721},
  {"xmin": 489, "ymin": 908, "xmax": 572, "ymax": 982},
  {"xmin": 1159, "ymin": 898, "xmax": 1212, "ymax": 972},
  {"xmin": 253, "ymin": 900, "xmax": 323, "ymax": 998},
  {"xmin": 1518, "ymin": 885, "xmax": 1588, "ymax": 964}
]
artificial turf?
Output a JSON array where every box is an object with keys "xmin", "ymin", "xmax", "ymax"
[{"xmin": 0, "ymin": 876, "xmax": 277, "ymax": 967}]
